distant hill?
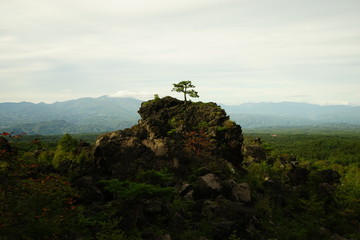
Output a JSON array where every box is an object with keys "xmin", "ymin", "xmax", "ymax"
[
  {"xmin": 0, "ymin": 96, "xmax": 142, "ymax": 135},
  {"xmin": 221, "ymin": 102, "xmax": 360, "ymax": 128},
  {"xmin": 1, "ymin": 97, "xmax": 359, "ymax": 134}
]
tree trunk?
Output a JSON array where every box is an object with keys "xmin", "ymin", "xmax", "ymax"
[{"xmin": 184, "ymin": 86, "xmax": 187, "ymax": 104}]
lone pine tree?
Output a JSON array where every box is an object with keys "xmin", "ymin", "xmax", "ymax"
[{"xmin": 171, "ymin": 80, "xmax": 199, "ymax": 104}]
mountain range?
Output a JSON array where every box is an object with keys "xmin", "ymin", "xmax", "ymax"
[
  {"xmin": 0, "ymin": 96, "xmax": 141, "ymax": 135},
  {"xmin": 1, "ymin": 96, "xmax": 359, "ymax": 135},
  {"xmin": 223, "ymin": 102, "xmax": 360, "ymax": 128}
]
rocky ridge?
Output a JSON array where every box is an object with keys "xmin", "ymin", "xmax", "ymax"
[
  {"xmin": 90, "ymin": 97, "xmax": 253, "ymax": 239},
  {"xmin": 93, "ymin": 96, "xmax": 243, "ymax": 179}
]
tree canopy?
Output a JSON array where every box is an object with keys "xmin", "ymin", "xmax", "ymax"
[{"xmin": 171, "ymin": 80, "xmax": 199, "ymax": 104}]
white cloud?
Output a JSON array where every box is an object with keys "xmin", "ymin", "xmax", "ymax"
[{"xmin": 111, "ymin": 90, "xmax": 155, "ymax": 100}]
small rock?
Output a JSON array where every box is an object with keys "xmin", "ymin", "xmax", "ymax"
[
  {"xmin": 199, "ymin": 173, "xmax": 221, "ymax": 191},
  {"xmin": 142, "ymin": 138, "xmax": 168, "ymax": 156},
  {"xmin": 184, "ymin": 190, "xmax": 194, "ymax": 200},
  {"xmin": 161, "ymin": 234, "xmax": 171, "ymax": 240},
  {"xmin": 194, "ymin": 173, "xmax": 222, "ymax": 199},
  {"xmin": 329, "ymin": 233, "xmax": 348, "ymax": 240},
  {"xmin": 318, "ymin": 226, "xmax": 332, "ymax": 238},
  {"xmin": 178, "ymin": 183, "xmax": 192, "ymax": 197},
  {"xmin": 228, "ymin": 181, "xmax": 251, "ymax": 203}
]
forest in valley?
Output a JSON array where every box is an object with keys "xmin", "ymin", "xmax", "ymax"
[{"xmin": 1, "ymin": 128, "xmax": 359, "ymax": 240}]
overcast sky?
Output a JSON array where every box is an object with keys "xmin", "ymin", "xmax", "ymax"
[{"xmin": 1, "ymin": 0, "xmax": 360, "ymax": 105}]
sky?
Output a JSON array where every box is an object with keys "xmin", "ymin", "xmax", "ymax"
[{"xmin": 1, "ymin": 0, "xmax": 360, "ymax": 105}]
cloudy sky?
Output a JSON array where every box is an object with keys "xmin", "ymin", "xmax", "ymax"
[{"xmin": 1, "ymin": 0, "xmax": 360, "ymax": 105}]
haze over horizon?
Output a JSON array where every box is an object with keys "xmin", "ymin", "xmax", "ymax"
[
  {"xmin": 2, "ymin": 95, "xmax": 360, "ymax": 108},
  {"xmin": 1, "ymin": 0, "xmax": 360, "ymax": 106}
]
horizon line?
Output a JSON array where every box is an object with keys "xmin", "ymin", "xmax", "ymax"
[{"xmin": 0, "ymin": 95, "xmax": 359, "ymax": 107}]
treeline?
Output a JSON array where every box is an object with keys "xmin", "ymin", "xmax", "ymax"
[
  {"xmin": 244, "ymin": 131, "xmax": 360, "ymax": 165},
  {"xmin": 1, "ymin": 120, "xmax": 135, "ymax": 135},
  {"xmin": 242, "ymin": 132, "xmax": 360, "ymax": 239}
]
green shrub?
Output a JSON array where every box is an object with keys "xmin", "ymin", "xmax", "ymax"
[
  {"xmin": 197, "ymin": 121, "xmax": 210, "ymax": 128},
  {"xmin": 100, "ymin": 179, "xmax": 174, "ymax": 201},
  {"xmin": 216, "ymin": 126, "xmax": 227, "ymax": 131},
  {"xmin": 137, "ymin": 169, "xmax": 173, "ymax": 185},
  {"xmin": 96, "ymin": 217, "xmax": 128, "ymax": 240}
]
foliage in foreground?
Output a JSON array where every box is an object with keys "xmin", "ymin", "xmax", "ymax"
[{"xmin": 0, "ymin": 130, "xmax": 360, "ymax": 239}]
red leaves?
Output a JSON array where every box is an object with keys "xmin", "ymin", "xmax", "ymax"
[
  {"xmin": 184, "ymin": 130, "xmax": 215, "ymax": 156},
  {"xmin": 19, "ymin": 164, "xmax": 39, "ymax": 168},
  {"xmin": 1, "ymin": 132, "xmax": 27, "ymax": 137}
]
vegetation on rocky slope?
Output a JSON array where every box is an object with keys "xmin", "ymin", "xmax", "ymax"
[{"xmin": 1, "ymin": 97, "xmax": 359, "ymax": 240}]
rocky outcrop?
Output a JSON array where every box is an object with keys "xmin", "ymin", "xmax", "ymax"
[
  {"xmin": 93, "ymin": 96, "xmax": 244, "ymax": 179},
  {"xmin": 90, "ymin": 97, "xmax": 251, "ymax": 239}
]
